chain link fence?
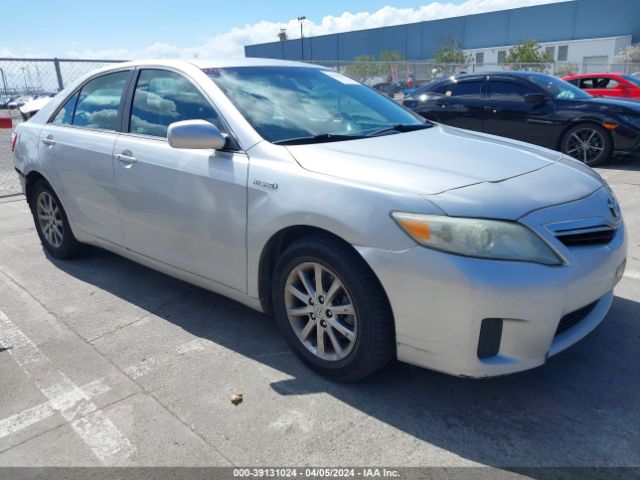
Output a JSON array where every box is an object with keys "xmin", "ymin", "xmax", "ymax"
[
  {"xmin": 0, "ymin": 58, "xmax": 125, "ymax": 196},
  {"xmin": 1, "ymin": 57, "xmax": 639, "ymax": 197},
  {"xmin": 307, "ymin": 60, "xmax": 640, "ymax": 90}
]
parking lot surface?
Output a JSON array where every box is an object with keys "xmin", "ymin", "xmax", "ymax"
[{"xmin": 0, "ymin": 158, "xmax": 638, "ymax": 470}]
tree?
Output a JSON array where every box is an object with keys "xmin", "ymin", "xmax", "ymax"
[
  {"xmin": 434, "ymin": 38, "xmax": 471, "ymax": 65},
  {"xmin": 505, "ymin": 40, "xmax": 553, "ymax": 71},
  {"xmin": 344, "ymin": 55, "xmax": 385, "ymax": 82},
  {"xmin": 379, "ymin": 50, "xmax": 405, "ymax": 62},
  {"xmin": 432, "ymin": 38, "xmax": 472, "ymax": 76},
  {"xmin": 614, "ymin": 44, "xmax": 640, "ymax": 64}
]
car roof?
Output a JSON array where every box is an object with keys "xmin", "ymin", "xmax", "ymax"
[
  {"xmin": 97, "ymin": 58, "xmax": 323, "ymax": 72},
  {"xmin": 431, "ymin": 71, "xmax": 550, "ymax": 83},
  {"xmin": 564, "ymin": 72, "xmax": 626, "ymax": 78}
]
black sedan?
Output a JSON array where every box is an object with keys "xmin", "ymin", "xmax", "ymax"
[{"xmin": 403, "ymin": 72, "xmax": 640, "ymax": 165}]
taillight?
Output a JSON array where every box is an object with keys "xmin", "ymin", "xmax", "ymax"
[{"xmin": 11, "ymin": 132, "xmax": 18, "ymax": 151}]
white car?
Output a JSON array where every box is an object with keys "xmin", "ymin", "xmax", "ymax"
[
  {"xmin": 19, "ymin": 95, "xmax": 54, "ymax": 120},
  {"xmin": 12, "ymin": 59, "xmax": 627, "ymax": 381}
]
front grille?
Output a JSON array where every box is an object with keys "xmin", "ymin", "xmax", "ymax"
[
  {"xmin": 555, "ymin": 301, "xmax": 598, "ymax": 335},
  {"xmin": 555, "ymin": 227, "xmax": 616, "ymax": 247}
]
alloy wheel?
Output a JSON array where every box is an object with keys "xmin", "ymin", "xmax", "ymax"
[
  {"xmin": 36, "ymin": 191, "xmax": 64, "ymax": 248},
  {"xmin": 565, "ymin": 128, "xmax": 606, "ymax": 164},
  {"xmin": 284, "ymin": 261, "xmax": 358, "ymax": 361}
]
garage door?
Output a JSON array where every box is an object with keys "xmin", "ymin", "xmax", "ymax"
[{"xmin": 583, "ymin": 56, "xmax": 609, "ymax": 73}]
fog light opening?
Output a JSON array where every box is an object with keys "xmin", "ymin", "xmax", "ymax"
[{"xmin": 477, "ymin": 318, "xmax": 503, "ymax": 359}]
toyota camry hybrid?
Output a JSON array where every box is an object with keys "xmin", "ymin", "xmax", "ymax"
[{"xmin": 12, "ymin": 59, "xmax": 627, "ymax": 381}]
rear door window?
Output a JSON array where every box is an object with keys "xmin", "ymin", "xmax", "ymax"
[
  {"xmin": 51, "ymin": 92, "xmax": 79, "ymax": 125},
  {"xmin": 73, "ymin": 71, "xmax": 130, "ymax": 131},
  {"xmin": 439, "ymin": 80, "xmax": 483, "ymax": 98}
]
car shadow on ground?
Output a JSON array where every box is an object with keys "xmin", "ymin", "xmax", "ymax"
[{"xmin": 49, "ymin": 246, "xmax": 640, "ymax": 469}]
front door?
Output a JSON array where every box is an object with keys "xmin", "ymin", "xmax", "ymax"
[{"xmin": 113, "ymin": 69, "xmax": 248, "ymax": 292}]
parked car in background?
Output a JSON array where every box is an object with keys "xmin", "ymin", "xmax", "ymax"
[
  {"xmin": 0, "ymin": 96, "xmax": 15, "ymax": 109},
  {"xmin": 404, "ymin": 72, "xmax": 640, "ymax": 165},
  {"xmin": 563, "ymin": 73, "xmax": 640, "ymax": 99},
  {"xmin": 8, "ymin": 95, "xmax": 34, "ymax": 109},
  {"xmin": 19, "ymin": 95, "xmax": 54, "ymax": 120},
  {"xmin": 13, "ymin": 60, "xmax": 627, "ymax": 381}
]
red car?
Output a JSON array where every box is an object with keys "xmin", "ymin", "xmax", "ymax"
[{"xmin": 563, "ymin": 73, "xmax": 640, "ymax": 99}]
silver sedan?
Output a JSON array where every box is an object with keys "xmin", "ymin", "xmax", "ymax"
[{"xmin": 13, "ymin": 59, "xmax": 627, "ymax": 381}]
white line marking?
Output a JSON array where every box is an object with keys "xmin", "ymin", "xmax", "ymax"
[
  {"xmin": 0, "ymin": 378, "xmax": 111, "ymax": 440},
  {"xmin": 175, "ymin": 338, "xmax": 208, "ymax": 354},
  {"xmin": 624, "ymin": 270, "xmax": 640, "ymax": 281},
  {"xmin": 0, "ymin": 403, "xmax": 54, "ymax": 440},
  {"xmin": 0, "ymin": 311, "xmax": 135, "ymax": 464},
  {"xmin": 124, "ymin": 358, "xmax": 158, "ymax": 379},
  {"xmin": 123, "ymin": 338, "xmax": 210, "ymax": 379}
]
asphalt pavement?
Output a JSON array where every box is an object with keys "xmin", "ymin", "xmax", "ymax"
[{"xmin": 0, "ymin": 157, "xmax": 638, "ymax": 472}]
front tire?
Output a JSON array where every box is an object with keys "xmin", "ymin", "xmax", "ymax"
[
  {"xmin": 272, "ymin": 234, "xmax": 395, "ymax": 382},
  {"xmin": 30, "ymin": 180, "xmax": 83, "ymax": 259},
  {"xmin": 560, "ymin": 123, "xmax": 612, "ymax": 166}
]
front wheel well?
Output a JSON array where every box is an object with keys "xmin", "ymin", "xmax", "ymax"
[
  {"xmin": 257, "ymin": 226, "xmax": 388, "ymax": 317},
  {"xmin": 556, "ymin": 120, "xmax": 612, "ymax": 152}
]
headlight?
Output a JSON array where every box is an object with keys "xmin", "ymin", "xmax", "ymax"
[{"xmin": 391, "ymin": 212, "xmax": 562, "ymax": 265}]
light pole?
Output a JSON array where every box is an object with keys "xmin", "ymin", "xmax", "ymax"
[
  {"xmin": 297, "ymin": 16, "xmax": 306, "ymax": 60},
  {"xmin": 20, "ymin": 67, "xmax": 28, "ymax": 94},
  {"xmin": 0, "ymin": 68, "xmax": 8, "ymax": 99}
]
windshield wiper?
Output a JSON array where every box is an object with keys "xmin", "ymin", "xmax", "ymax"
[
  {"xmin": 273, "ymin": 133, "xmax": 366, "ymax": 146},
  {"xmin": 366, "ymin": 123, "xmax": 433, "ymax": 137}
]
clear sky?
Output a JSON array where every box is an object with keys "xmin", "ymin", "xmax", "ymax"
[{"xmin": 3, "ymin": 0, "xmax": 566, "ymax": 58}]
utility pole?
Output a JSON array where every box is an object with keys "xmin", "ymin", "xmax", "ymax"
[
  {"xmin": 297, "ymin": 16, "xmax": 306, "ymax": 60},
  {"xmin": 0, "ymin": 68, "xmax": 8, "ymax": 99},
  {"xmin": 20, "ymin": 67, "xmax": 28, "ymax": 94}
]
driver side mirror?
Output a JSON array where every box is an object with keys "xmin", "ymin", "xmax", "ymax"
[
  {"xmin": 524, "ymin": 93, "xmax": 547, "ymax": 106},
  {"xmin": 168, "ymin": 120, "xmax": 227, "ymax": 150}
]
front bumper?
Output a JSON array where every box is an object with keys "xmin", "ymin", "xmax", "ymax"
[{"xmin": 357, "ymin": 200, "xmax": 627, "ymax": 378}]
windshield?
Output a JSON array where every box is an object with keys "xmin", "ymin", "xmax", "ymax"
[
  {"xmin": 622, "ymin": 74, "xmax": 640, "ymax": 88},
  {"xmin": 527, "ymin": 75, "xmax": 592, "ymax": 100},
  {"xmin": 206, "ymin": 66, "xmax": 423, "ymax": 143}
]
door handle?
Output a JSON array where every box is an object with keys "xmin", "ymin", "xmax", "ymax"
[
  {"xmin": 116, "ymin": 151, "xmax": 137, "ymax": 164},
  {"xmin": 486, "ymin": 106, "xmax": 500, "ymax": 114},
  {"xmin": 41, "ymin": 136, "xmax": 56, "ymax": 146}
]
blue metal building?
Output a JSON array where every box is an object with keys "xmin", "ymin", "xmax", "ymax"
[{"xmin": 244, "ymin": 0, "xmax": 640, "ymax": 62}]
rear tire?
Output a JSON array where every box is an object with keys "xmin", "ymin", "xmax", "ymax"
[
  {"xmin": 560, "ymin": 123, "xmax": 612, "ymax": 166},
  {"xmin": 29, "ymin": 180, "xmax": 83, "ymax": 259},
  {"xmin": 272, "ymin": 234, "xmax": 395, "ymax": 382}
]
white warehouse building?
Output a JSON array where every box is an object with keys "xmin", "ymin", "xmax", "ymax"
[{"xmin": 464, "ymin": 35, "xmax": 634, "ymax": 73}]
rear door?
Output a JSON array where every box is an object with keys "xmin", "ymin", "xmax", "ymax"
[
  {"xmin": 425, "ymin": 77, "xmax": 486, "ymax": 132},
  {"xmin": 113, "ymin": 68, "xmax": 248, "ymax": 292},
  {"xmin": 38, "ymin": 69, "xmax": 132, "ymax": 244},
  {"xmin": 483, "ymin": 76, "xmax": 556, "ymax": 148}
]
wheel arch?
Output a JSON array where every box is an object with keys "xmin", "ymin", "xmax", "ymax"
[
  {"xmin": 556, "ymin": 118, "xmax": 613, "ymax": 152},
  {"xmin": 257, "ymin": 225, "xmax": 392, "ymax": 319},
  {"xmin": 24, "ymin": 169, "xmax": 50, "ymax": 206}
]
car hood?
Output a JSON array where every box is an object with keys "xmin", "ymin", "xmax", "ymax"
[
  {"xmin": 426, "ymin": 156, "xmax": 604, "ymax": 220},
  {"xmin": 587, "ymin": 97, "xmax": 640, "ymax": 110},
  {"xmin": 286, "ymin": 124, "xmax": 563, "ymax": 195}
]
